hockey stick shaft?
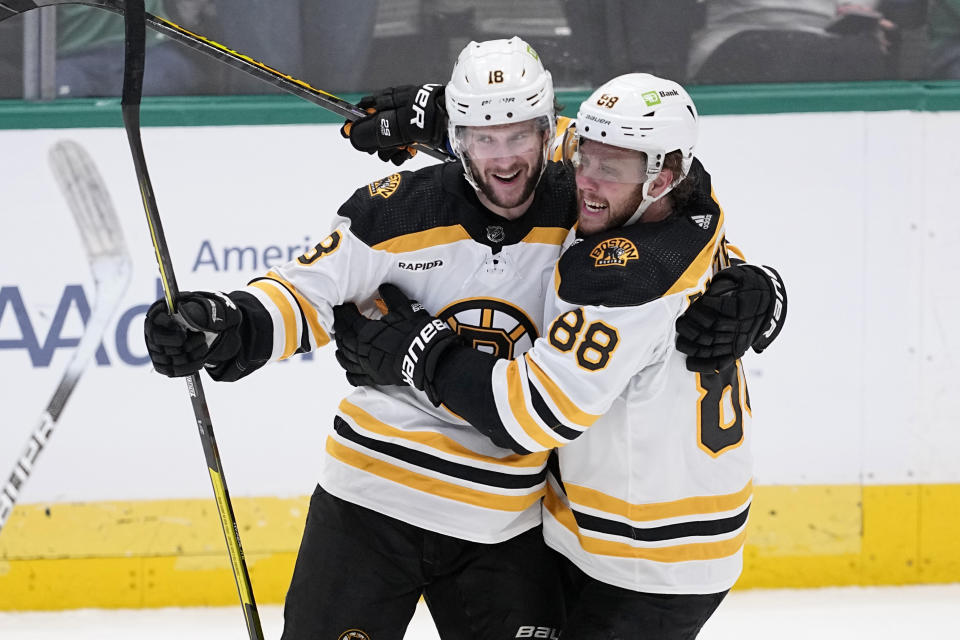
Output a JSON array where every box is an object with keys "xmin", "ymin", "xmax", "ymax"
[
  {"xmin": 120, "ymin": 3, "xmax": 263, "ymax": 638},
  {"xmin": 0, "ymin": 345, "xmax": 105, "ymax": 531},
  {"xmin": 0, "ymin": 341, "xmax": 98, "ymax": 530},
  {"xmin": 1, "ymin": 0, "xmax": 452, "ymax": 161},
  {"xmin": 1, "ymin": 141, "xmax": 132, "ymax": 533}
]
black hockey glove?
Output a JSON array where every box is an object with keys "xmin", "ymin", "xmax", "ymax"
[
  {"xmin": 331, "ymin": 307, "xmax": 392, "ymax": 389},
  {"xmin": 340, "ymin": 83, "xmax": 447, "ymax": 166},
  {"xmin": 332, "ymin": 284, "xmax": 460, "ymax": 405},
  {"xmin": 144, "ymin": 291, "xmax": 243, "ymax": 378},
  {"xmin": 675, "ymin": 264, "xmax": 787, "ymax": 373}
]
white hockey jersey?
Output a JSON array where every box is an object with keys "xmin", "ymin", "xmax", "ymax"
[
  {"xmin": 224, "ymin": 161, "xmax": 577, "ymax": 543},
  {"xmin": 444, "ymin": 165, "xmax": 754, "ymax": 593}
]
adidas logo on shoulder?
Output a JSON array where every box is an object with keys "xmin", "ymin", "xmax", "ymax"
[{"xmin": 690, "ymin": 214, "xmax": 712, "ymax": 229}]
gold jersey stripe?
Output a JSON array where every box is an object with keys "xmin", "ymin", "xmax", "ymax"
[
  {"xmin": 525, "ymin": 354, "xmax": 601, "ymax": 428},
  {"xmin": 710, "ymin": 185, "xmax": 724, "ymax": 210},
  {"xmin": 249, "ymin": 280, "xmax": 298, "ymax": 359},
  {"xmin": 712, "ymin": 187, "xmax": 746, "ymax": 263},
  {"xmin": 262, "ymin": 273, "xmax": 330, "ymax": 347},
  {"xmin": 726, "ymin": 242, "xmax": 746, "ymax": 263},
  {"xmin": 663, "ymin": 207, "xmax": 725, "ymax": 298},
  {"xmin": 545, "ymin": 484, "xmax": 747, "ymax": 562},
  {"xmin": 326, "ymin": 437, "xmax": 544, "ymax": 512},
  {"xmin": 738, "ymin": 362, "xmax": 753, "ymax": 418},
  {"xmin": 338, "ymin": 399, "xmax": 548, "ymax": 468},
  {"xmin": 550, "ymin": 116, "xmax": 575, "ymax": 162},
  {"xmin": 440, "ymin": 402, "xmax": 467, "ymax": 423},
  {"xmin": 563, "ymin": 479, "xmax": 753, "ymax": 523},
  {"xmin": 372, "ymin": 225, "xmax": 472, "ymax": 253},
  {"xmin": 521, "ymin": 227, "xmax": 568, "ymax": 245},
  {"xmin": 506, "ymin": 359, "xmax": 566, "ymax": 450}
]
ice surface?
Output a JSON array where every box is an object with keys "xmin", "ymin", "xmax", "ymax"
[{"xmin": 0, "ymin": 584, "xmax": 957, "ymax": 639}]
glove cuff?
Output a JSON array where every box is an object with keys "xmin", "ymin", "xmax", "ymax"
[
  {"xmin": 750, "ymin": 265, "xmax": 787, "ymax": 353},
  {"xmin": 417, "ymin": 328, "xmax": 462, "ymax": 406}
]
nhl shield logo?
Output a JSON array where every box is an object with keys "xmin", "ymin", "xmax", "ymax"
[
  {"xmin": 368, "ymin": 173, "xmax": 402, "ymax": 199},
  {"xmin": 486, "ymin": 225, "xmax": 505, "ymax": 242},
  {"xmin": 590, "ymin": 238, "xmax": 639, "ymax": 267}
]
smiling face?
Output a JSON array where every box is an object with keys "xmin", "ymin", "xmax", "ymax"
[
  {"xmin": 459, "ymin": 120, "xmax": 547, "ymax": 219},
  {"xmin": 573, "ymin": 140, "xmax": 648, "ymax": 235}
]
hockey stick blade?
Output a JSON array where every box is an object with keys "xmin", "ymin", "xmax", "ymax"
[
  {"xmin": 0, "ymin": 0, "xmax": 452, "ymax": 162},
  {"xmin": 49, "ymin": 140, "xmax": 130, "ymax": 262},
  {"xmin": 0, "ymin": 141, "xmax": 133, "ymax": 533}
]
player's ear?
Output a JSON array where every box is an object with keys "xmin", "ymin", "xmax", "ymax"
[{"xmin": 647, "ymin": 168, "xmax": 675, "ymax": 198}]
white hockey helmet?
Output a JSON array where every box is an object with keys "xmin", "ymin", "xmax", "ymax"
[
  {"xmin": 445, "ymin": 37, "xmax": 556, "ymax": 191},
  {"xmin": 573, "ymin": 73, "xmax": 699, "ymax": 224}
]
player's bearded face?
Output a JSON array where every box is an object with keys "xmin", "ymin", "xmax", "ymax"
[
  {"xmin": 463, "ymin": 121, "xmax": 545, "ymax": 212},
  {"xmin": 574, "ymin": 140, "xmax": 647, "ymax": 235}
]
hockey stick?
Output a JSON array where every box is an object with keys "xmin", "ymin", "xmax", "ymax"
[
  {"xmin": 0, "ymin": 0, "xmax": 452, "ymax": 162},
  {"xmin": 119, "ymin": 2, "xmax": 264, "ymax": 639},
  {"xmin": 0, "ymin": 140, "xmax": 132, "ymax": 534}
]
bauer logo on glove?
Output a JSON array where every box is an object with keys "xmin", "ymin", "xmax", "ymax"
[
  {"xmin": 401, "ymin": 318, "xmax": 453, "ymax": 387},
  {"xmin": 333, "ymin": 284, "xmax": 460, "ymax": 406}
]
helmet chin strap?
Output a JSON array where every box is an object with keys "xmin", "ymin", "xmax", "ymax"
[
  {"xmin": 624, "ymin": 177, "xmax": 675, "ymax": 227},
  {"xmin": 460, "ymin": 154, "xmax": 482, "ymax": 193}
]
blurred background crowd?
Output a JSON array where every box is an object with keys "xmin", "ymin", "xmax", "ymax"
[{"xmin": 1, "ymin": 0, "xmax": 957, "ymax": 100}]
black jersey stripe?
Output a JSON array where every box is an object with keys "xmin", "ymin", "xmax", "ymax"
[
  {"xmin": 571, "ymin": 505, "xmax": 750, "ymax": 542},
  {"xmin": 249, "ymin": 275, "xmax": 312, "ymax": 354},
  {"xmin": 546, "ymin": 452, "xmax": 565, "ymax": 494},
  {"xmin": 527, "ymin": 375, "xmax": 582, "ymax": 442},
  {"xmin": 334, "ymin": 417, "xmax": 548, "ymax": 490}
]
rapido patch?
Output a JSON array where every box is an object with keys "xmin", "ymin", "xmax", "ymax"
[
  {"xmin": 368, "ymin": 173, "xmax": 402, "ymax": 199},
  {"xmin": 590, "ymin": 238, "xmax": 639, "ymax": 267}
]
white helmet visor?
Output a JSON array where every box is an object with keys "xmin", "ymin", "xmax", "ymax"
[
  {"xmin": 453, "ymin": 116, "xmax": 552, "ymax": 160},
  {"xmin": 570, "ymin": 135, "xmax": 648, "ymax": 185}
]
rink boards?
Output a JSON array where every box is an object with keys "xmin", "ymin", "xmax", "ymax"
[
  {"xmin": 1, "ymin": 86, "xmax": 959, "ymax": 609},
  {"xmin": 2, "ymin": 485, "xmax": 960, "ymax": 609}
]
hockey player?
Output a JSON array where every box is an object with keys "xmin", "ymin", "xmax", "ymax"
[
  {"xmin": 144, "ymin": 39, "xmax": 782, "ymax": 638},
  {"xmin": 333, "ymin": 73, "xmax": 784, "ymax": 638},
  {"xmin": 145, "ymin": 37, "xmax": 570, "ymax": 640}
]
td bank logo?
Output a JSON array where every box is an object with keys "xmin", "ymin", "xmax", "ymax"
[{"xmin": 642, "ymin": 91, "xmax": 661, "ymax": 107}]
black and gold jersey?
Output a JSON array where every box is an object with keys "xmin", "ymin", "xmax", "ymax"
[
  {"xmin": 439, "ymin": 161, "xmax": 754, "ymax": 592},
  {"xmin": 232, "ymin": 160, "xmax": 577, "ymax": 543}
]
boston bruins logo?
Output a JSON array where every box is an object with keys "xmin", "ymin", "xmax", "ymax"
[
  {"xmin": 438, "ymin": 298, "xmax": 539, "ymax": 361},
  {"xmin": 590, "ymin": 237, "xmax": 639, "ymax": 267},
  {"xmin": 338, "ymin": 630, "xmax": 371, "ymax": 640},
  {"xmin": 368, "ymin": 173, "xmax": 402, "ymax": 199}
]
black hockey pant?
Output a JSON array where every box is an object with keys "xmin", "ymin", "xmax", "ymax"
[
  {"xmin": 280, "ymin": 484, "xmax": 566, "ymax": 640},
  {"xmin": 560, "ymin": 559, "xmax": 728, "ymax": 639}
]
